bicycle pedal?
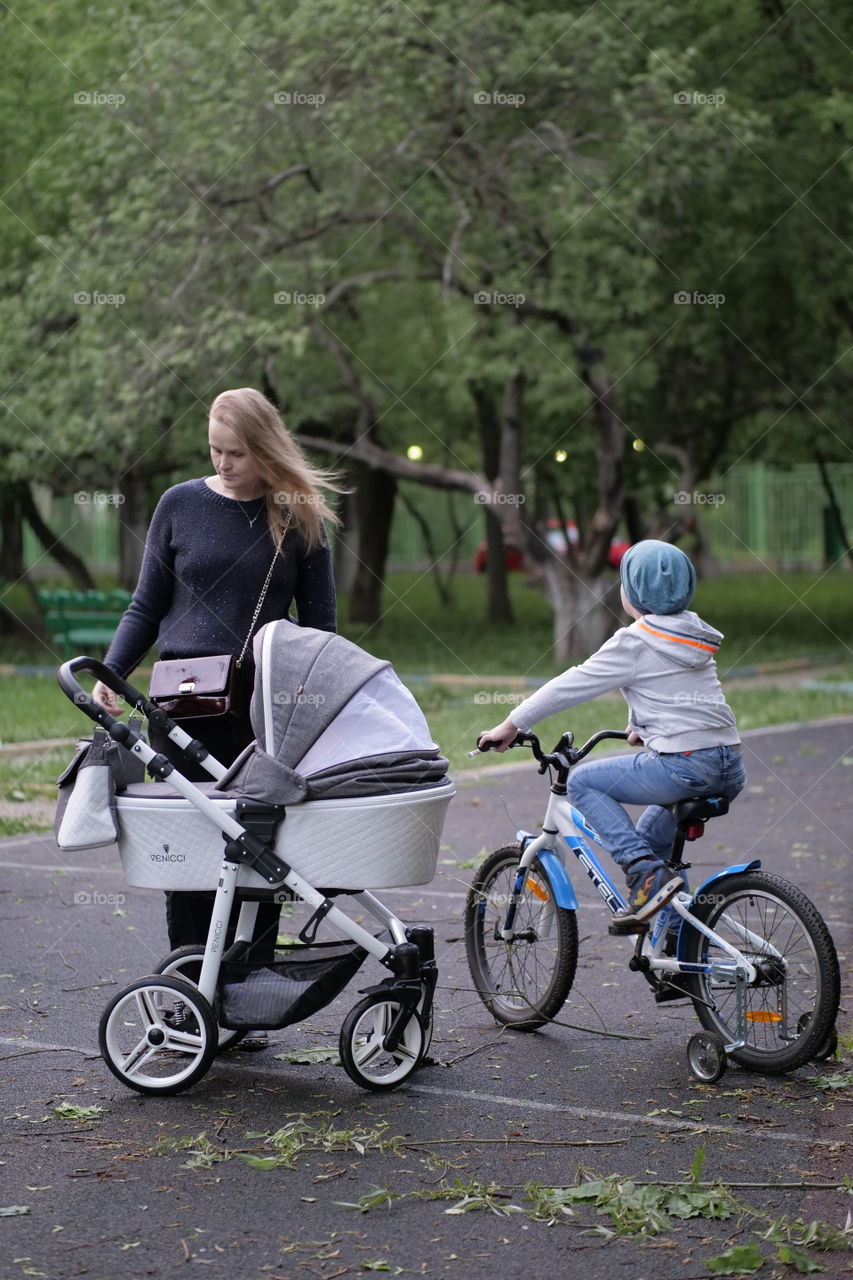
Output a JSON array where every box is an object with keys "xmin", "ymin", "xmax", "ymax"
[{"xmin": 609, "ymin": 917, "xmax": 649, "ymax": 936}]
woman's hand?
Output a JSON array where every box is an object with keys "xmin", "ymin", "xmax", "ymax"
[
  {"xmin": 92, "ymin": 681, "xmax": 123, "ymax": 716},
  {"xmin": 627, "ymin": 730, "xmax": 643, "ymax": 745},
  {"xmin": 476, "ymin": 717, "xmax": 520, "ymax": 753}
]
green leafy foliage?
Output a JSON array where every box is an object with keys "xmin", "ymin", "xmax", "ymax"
[
  {"xmin": 706, "ymin": 1242, "xmax": 765, "ymax": 1275},
  {"xmin": 525, "ymin": 1172, "xmax": 733, "ymax": 1234},
  {"xmin": 51, "ymin": 1102, "xmax": 103, "ymax": 1122},
  {"xmin": 3, "ymin": 0, "xmax": 852, "ymax": 585}
]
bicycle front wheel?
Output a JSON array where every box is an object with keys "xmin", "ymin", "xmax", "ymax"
[
  {"xmin": 685, "ymin": 871, "xmax": 840, "ymax": 1074},
  {"xmin": 464, "ymin": 843, "xmax": 578, "ymax": 1030}
]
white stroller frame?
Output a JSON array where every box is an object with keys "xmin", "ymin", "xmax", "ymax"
[{"xmin": 57, "ymin": 656, "xmax": 451, "ymax": 1095}]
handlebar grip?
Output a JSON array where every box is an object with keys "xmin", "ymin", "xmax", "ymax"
[{"xmin": 57, "ymin": 656, "xmax": 157, "ymax": 732}]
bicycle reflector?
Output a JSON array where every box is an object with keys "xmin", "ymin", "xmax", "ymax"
[
  {"xmin": 525, "ymin": 876, "xmax": 550, "ymax": 902},
  {"xmin": 745, "ymin": 1011, "xmax": 783, "ymax": 1023}
]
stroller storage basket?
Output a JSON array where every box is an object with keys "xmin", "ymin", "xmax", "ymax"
[
  {"xmin": 217, "ymin": 940, "xmax": 368, "ymax": 1031},
  {"xmin": 115, "ymin": 783, "xmax": 454, "ymax": 891}
]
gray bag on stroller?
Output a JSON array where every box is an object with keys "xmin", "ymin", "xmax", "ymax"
[
  {"xmin": 56, "ymin": 729, "xmax": 121, "ymax": 850},
  {"xmin": 56, "ymin": 717, "xmax": 146, "ymax": 850}
]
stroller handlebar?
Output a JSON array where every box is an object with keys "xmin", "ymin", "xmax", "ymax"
[
  {"xmin": 57, "ymin": 657, "xmax": 159, "ymax": 734},
  {"xmin": 58, "ymin": 657, "xmax": 229, "ymax": 779}
]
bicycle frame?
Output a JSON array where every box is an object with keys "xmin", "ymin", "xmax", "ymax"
[{"xmin": 505, "ymin": 763, "xmax": 771, "ymax": 1053}]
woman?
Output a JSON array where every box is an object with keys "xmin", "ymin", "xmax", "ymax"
[{"xmin": 95, "ymin": 388, "xmax": 341, "ymax": 1037}]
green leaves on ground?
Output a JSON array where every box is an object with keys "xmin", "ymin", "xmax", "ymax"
[
  {"xmin": 51, "ymin": 1102, "xmax": 103, "ymax": 1122},
  {"xmin": 526, "ymin": 1174, "xmax": 733, "ymax": 1234},
  {"xmin": 706, "ymin": 1242, "xmax": 764, "ymax": 1275}
]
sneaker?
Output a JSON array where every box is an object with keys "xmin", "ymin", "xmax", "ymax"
[
  {"xmin": 238, "ymin": 1029, "xmax": 269, "ymax": 1051},
  {"xmin": 609, "ymin": 860, "xmax": 684, "ymax": 934}
]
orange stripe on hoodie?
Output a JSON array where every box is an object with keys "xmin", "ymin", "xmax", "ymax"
[{"xmin": 637, "ymin": 620, "xmax": 718, "ymax": 653}]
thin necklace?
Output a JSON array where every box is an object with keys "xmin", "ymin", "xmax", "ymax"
[{"xmin": 236, "ymin": 497, "xmax": 264, "ymax": 528}]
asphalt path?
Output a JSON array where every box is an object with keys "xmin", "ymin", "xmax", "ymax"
[{"xmin": 0, "ymin": 718, "xmax": 851, "ymax": 1280}]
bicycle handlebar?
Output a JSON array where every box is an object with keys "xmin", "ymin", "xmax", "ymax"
[{"xmin": 472, "ymin": 727, "xmax": 630, "ymax": 772}]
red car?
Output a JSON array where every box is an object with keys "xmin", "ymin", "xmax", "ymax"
[{"xmin": 473, "ymin": 541, "xmax": 524, "ymax": 573}]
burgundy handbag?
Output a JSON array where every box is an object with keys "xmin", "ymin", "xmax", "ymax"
[{"xmin": 148, "ymin": 654, "xmax": 242, "ymax": 720}]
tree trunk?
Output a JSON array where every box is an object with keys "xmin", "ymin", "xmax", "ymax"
[
  {"xmin": 0, "ymin": 486, "xmax": 25, "ymax": 581},
  {"xmin": 0, "ymin": 487, "xmax": 31, "ymax": 637},
  {"xmin": 545, "ymin": 561, "xmax": 623, "ymax": 665},
  {"xmin": 347, "ymin": 462, "xmax": 397, "ymax": 625},
  {"xmin": 333, "ymin": 486, "xmax": 360, "ymax": 595},
  {"xmin": 472, "ymin": 380, "xmax": 514, "ymax": 624},
  {"xmin": 398, "ymin": 487, "xmax": 452, "ymax": 606},
  {"xmin": 21, "ymin": 484, "xmax": 95, "ymax": 590},
  {"xmin": 815, "ymin": 448, "xmax": 853, "ymax": 570},
  {"xmin": 544, "ymin": 355, "xmax": 626, "ymax": 660}
]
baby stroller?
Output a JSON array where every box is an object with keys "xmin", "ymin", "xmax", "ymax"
[{"xmin": 56, "ymin": 621, "xmax": 455, "ymax": 1096}]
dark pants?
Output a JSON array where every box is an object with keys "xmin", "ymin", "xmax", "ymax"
[{"xmin": 151, "ymin": 702, "xmax": 281, "ymax": 962}]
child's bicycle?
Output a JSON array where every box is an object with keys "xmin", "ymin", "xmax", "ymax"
[{"xmin": 465, "ymin": 729, "xmax": 840, "ymax": 1083}]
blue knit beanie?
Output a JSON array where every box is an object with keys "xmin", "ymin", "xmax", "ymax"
[{"xmin": 620, "ymin": 540, "xmax": 696, "ymax": 615}]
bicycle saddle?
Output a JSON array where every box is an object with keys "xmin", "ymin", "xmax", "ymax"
[{"xmin": 673, "ymin": 796, "xmax": 730, "ymax": 826}]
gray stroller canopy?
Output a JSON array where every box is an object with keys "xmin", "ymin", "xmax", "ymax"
[{"xmin": 217, "ymin": 620, "xmax": 449, "ymax": 805}]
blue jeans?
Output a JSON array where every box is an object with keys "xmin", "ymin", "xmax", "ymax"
[{"xmin": 569, "ymin": 745, "xmax": 746, "ymax": 870}]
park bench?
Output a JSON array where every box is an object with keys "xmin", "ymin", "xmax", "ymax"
[{"xmin": 40, "ymin": 588, "xmax": 131, "ymax": 661}]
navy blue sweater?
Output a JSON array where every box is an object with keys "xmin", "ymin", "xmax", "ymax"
[{"xmin": 105, "ymin": 478, "xmax": 336, "ymax": 677}]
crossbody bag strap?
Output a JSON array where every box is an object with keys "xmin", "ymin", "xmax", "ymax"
[{"xmin": 235, "ymin": 520, "xmax": 288, "ymax": 668}]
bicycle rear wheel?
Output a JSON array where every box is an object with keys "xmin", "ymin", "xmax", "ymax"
[
  {"xmin": 465, "ymin": 843, "xmax": 578, "ymax": 1030},
  {"xmin": 684, "ymin": 871, "xmax": 840, "ymax": 1074}
]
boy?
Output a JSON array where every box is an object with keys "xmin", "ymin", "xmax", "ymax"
[{"xmin": 478, "ymin": 540, "xmax": 746, "ymax": 930}]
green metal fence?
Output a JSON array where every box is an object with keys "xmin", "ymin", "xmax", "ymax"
[
  {"xmin": 22, "ymin": 463, "xmax": 853, "ymax": 580},
  {"xmin": 697, "ymin": 463, "xmax": 853, "ymax": 570}
]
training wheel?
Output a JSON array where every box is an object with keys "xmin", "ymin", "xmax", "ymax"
[
  {"xmin": 686, "ymin": 1031, "xmax": 728, "ymax": 1083},
  {"xmin": 339, "ymin": 992, "xmax": 425, "ymax": 1092},
  {"xmin": 99, "ymin": 974, "xmax": 218, "ymax": 1096},
  {"xmin": 813, "ymin": 1029, "xmax": 838, "ymax": 1061},
  {"xmin": 796, "ymin": 1012, "xmax": 838, "ymax": 1062}
]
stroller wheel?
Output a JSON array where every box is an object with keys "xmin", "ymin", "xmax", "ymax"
[
  {"xmin": 99, "ymin": 975, "xmax": 218, "ymax": 1096},
  {"xmin": 154, "ymin": 946, "xmax": 246, "ymax": 1053},
  {"xmin": 339, "ymin": 992, "xmax": 425, "ymax": 1091}
]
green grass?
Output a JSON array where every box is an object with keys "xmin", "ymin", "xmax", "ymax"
[
  {"xmin": 2, "ymin": 569, "xmax": 851, "ymax": 835},
  {"xmin": 341, "ymin": 569, "xmax": 853, "ymax": 674},
  {"xmin": 3, "ymin": 567, "xmax": 852, "ymax": 675},
  {"xmin": 424, "ymin": 677, "xmax": 853, "ymax": 775}
]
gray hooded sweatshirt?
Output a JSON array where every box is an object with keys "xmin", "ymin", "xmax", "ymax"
[{"xmin": 510, "ymin": 611, "xmax": 740, "ymax": 754}]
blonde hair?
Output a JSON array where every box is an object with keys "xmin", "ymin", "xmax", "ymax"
[{"xmin": 208, "ymin": 388, "xmax": 343, "ymax": 548}]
